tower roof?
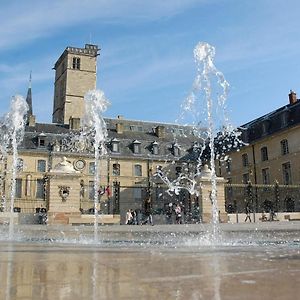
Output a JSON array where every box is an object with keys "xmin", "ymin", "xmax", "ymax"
[{"xmin": 26, "ymin": 72, "xmax": 33, "ymax": 116}]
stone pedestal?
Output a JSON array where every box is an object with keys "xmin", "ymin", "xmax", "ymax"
[
  {"xmin": 198, "ymin": 165, "xmax": 228, "ymax": 223},
  {"xmin": 46, "ymin": 157, "xmax": 81, "ymax": 225}
]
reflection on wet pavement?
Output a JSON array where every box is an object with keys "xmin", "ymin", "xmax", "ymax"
[{"xmin": 0, "ymin": 242, "xmax": 299, "ymax": 300}]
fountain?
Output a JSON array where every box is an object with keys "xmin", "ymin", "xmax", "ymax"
[
  {"xmin": 156, "ymin": 42, "xmax": 241, "ymax": 241},
  {"xmin": 80, "ymin": 89, "xmax": 110, "ymax": 240},
  {"xmin": 0, "ymin": 44, "xmax": 299, "ymax": 300},
  {"xmin": 0, "ymin": 95, "xmax": 28, "ymax": 239}
]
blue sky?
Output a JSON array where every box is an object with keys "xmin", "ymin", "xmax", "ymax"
[{"xmin": 0, "ymin": 0, "xmax": 300, "ymax": 127}]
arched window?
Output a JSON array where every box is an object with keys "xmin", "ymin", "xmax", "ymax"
[
  {"xmin": 261, "ymin": 168, "xmax": 270, "ymax": 184},
  {"xmin": 37, "ymin": 160, "xmax": 46, "ymax": 172},
  {"xmin": 112, "ymin": 163, "xmax": 120, "ymax": 176},
  {"xmin": 36, "ymin": 179, "xmax": 45, "ymax": 199},
  {"xmin": 261, "ymin": 147, "xmax": 268, "ymax": 161},
  {"xmin": 15, "ymin": 178, "xmax": 22, "ymax": 198},
  {"xmin": 280, "ymin": 139, "xmax": 289, "ymax": 155},
  {"xmin": 17, "ymin": 158, "xmax": 24, "ymax": 172},
  {"xmin": 89, "ymin": 162, "xmax": 95, "ymax": 175},
  {"xmin": 282, "ymin": 162, "xmax": 292, "ymax": 185},
  {"xmin": 242, "ymin": 153, "xmax": 249, "ymax": 167},
  {"xmin": 134, "ymin": 164, "xmax": 142, "ymax": 176}
]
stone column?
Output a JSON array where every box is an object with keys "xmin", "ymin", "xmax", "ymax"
[{"xmin": 198, "ymin": 165, "xmax": 227, "ymax": 223}]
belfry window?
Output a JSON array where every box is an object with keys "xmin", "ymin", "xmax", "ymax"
[{"xmin": 72, "ymin": 57, "xmax": 81, "ymax": 70}]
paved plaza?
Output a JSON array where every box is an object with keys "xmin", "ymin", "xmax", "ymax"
[{"xmin": 0, "ymin": 222, "xmax": 299, "ymax": 300}]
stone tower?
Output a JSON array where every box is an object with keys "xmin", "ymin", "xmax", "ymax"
[{"xmin": 52, "ymin": 44, "xmax": 99, "ymax": 124}]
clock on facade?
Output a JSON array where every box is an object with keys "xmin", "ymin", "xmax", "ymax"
[{"xmin": 74, "ymin": 159, "xmax": 86, "ymax": 170}]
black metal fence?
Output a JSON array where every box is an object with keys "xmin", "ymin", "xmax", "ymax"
[
  {"xmin": 225, "ymin": 182, "xmax": 300, "ymax": 213},
  {"xmin": 115, "ymin": 185, "xmax": 201, "ymax": 223}
]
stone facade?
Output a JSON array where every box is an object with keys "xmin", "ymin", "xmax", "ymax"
[
  {"xmin": 0, "ymin": 43, "xmax": 232, "ymax": 224},
  {"xmin": 219, "ymin": 91, "xmax": 300, "ymax": 186}
]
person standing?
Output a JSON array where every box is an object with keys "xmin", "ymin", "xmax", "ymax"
[
  {"xmin": 166, "ymin": 203, "xmax": 173, "ymax": 224},
  {"xmin": 175, "ymin": 204, "xmax": 182, "ymax": 224},
  {"xmin": 142, "ymin": 197, "xmax": 153, "ymax": 225},
  {"xmin": 125, "ymin": 209, "xmax": 133, "ymax": 225}
]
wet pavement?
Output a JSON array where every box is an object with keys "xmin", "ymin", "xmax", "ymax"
[{"xmin": 0, "ymin": 223, "xmax": 299, "ymax": 300}]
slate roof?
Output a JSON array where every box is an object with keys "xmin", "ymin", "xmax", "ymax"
[
  {"xmin": 240, "ymin": 99, "xmax": 300, "ymax": 144},
  {"xmin": 20, "ymin": 118, "xmax": 205, "ymax": 161}
]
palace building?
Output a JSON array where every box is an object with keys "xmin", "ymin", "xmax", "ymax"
[
  {"xmin": 219, "ymin": 90, "xmax": 300, "ymax": 215},
  {"xmin": 1, "ymin": 43, "xmax": 299, "ymax": 224},
  {"xmin": 1, "ymin": 44, "xmax": 212, "ymax": 224}
]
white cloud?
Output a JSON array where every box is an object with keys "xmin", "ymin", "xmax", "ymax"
[{"xmin": 0, "ymin": 0, "xmax": 202, "ymax": 51}]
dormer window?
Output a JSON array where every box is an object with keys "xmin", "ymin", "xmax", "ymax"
[
  {"xmin": 281, "ymin": 111, "xmax": 289, "ymax": 128},
  {"xmin": 38, "ymin": 133, "xmax": 46, "ymax": 148},
  {"xmin": 175, "ymin": 166, "xmax": 182, "ymax": 176},
  {"xmin": 173, "ymin": 143, "xmax": 180, "ymax": 156},
  {"xmin": 192, "ymin": 141, "xmax": 200, "ymax": 153},
  {"xmin": 262, "ymin": 120, "xmax": 270, "ymax": 135},
  {"xmin": 152, "ymin": 141, "xmax": 159, "ymax": 155},
  {"xmin": 111, "ymin": 138, "xmax": 120, "ymax": 153},
  {"xmin": 133, "ymin": 140, "xmax": 141, "ymax": 154}
]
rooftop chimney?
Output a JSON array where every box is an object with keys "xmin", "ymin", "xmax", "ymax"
[
  {"xmin": 28, "ymin": 115, "xmax": 36, "ymax": 127},
  {"xmin": 289, "ymin": 90, "xmax": 297, "ymax": 105},
  {"xmin": 116, "ymin": 122, "xmax": 124, "ymax": 134},
  {"xmin": 69, "ymin": 117, "xmax": 81, "ymax": 130},
  {"xmin": 155, "ymin": 125, "xmax": 165, "ymax": 138}
]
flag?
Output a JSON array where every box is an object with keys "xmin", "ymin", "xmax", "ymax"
[{"xmin": 106, "ymin": 186, "xmax": 111, "ymax": 197}]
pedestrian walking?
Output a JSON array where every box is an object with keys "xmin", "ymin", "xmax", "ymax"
[{"xmin": 244, "ymin": 205, "xmax": 252, "ymax": 222}]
